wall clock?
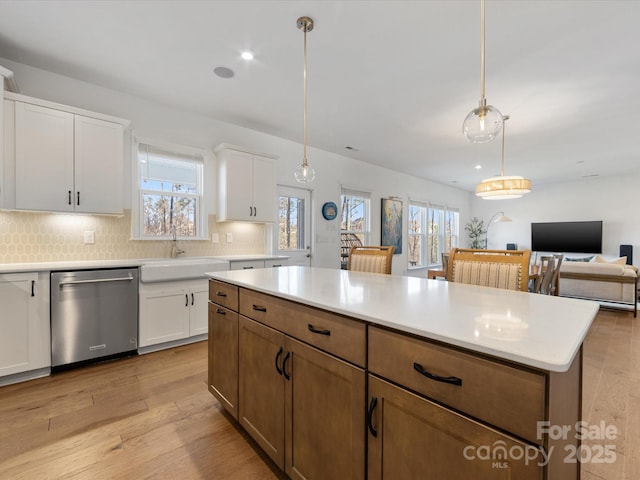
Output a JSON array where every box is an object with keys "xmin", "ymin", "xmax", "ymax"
[{"xmin": 322, "ymin": 201, "xmax": 338, "ymax": 220}]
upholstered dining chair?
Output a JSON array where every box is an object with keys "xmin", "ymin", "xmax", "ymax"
[
  {"xmin": 447, "ymin": 248, "xmax": 531, "ymax": 292},
  {"xmin": 347, "ymin": 246, "xmax": 395, "ymax": 274}
]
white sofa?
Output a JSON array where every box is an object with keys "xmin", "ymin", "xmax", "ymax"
[{"xmin": 559, "ymin": 260, "xmax": 638, "ymax": 316}]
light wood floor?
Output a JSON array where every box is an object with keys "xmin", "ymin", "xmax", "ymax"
[{"xmin": 0, "ymin": 308, "xmax": 636, "ymax": 479}]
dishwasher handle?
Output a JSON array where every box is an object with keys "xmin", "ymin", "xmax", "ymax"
[{"xmin": 58, "ymin": 275, "xmax": 135, "ymax": 287}]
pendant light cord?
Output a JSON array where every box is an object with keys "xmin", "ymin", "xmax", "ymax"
[
  {"xmin": 500, "ymin": 115, "xmax": 508, "ymax": 176},
  {"xmin": 303, "ymin": 26, "xmax": 308, "ymax": 164},
  {"xmin": 480, "ymin": 0, "xmax": 486, "ymax": 102}
]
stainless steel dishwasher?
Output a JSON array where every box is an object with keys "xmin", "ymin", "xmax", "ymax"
[{"xmin": 51, "ymin": 267, "xmax": 139, "ymax": 369}]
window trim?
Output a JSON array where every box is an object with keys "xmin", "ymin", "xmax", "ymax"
[
  {"xmin": 408, "ymin": 199, "xmax": 459, "ymax": 270},
  {"xmin": 340, "ymin": 188, "xmax": 371, "ymax": 244},
  {"xmin": 131, "ymin": 135, "xmax": 208, "ymax": 241}
]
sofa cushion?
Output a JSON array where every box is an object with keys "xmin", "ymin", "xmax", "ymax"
[{"xmin": 559, "ymin": 261, "xmax": 632, "ymax": 276}]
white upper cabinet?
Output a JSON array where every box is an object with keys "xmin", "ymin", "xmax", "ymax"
[
  {"xmin": 7, "ymin": 93, "xmax": 128, "ymax": 214},
  {"xmin": 216, "ymin": 144, "xmax": 277, "ymax": 222}
]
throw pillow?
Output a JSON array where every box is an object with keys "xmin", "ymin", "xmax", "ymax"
[
  {"xmin": 593, "ymin": 255, "xmax": 627, "ymax": 265},
  {"xmin": 566, "ymin": 256, "xmax": 594, "ymax": 262}
]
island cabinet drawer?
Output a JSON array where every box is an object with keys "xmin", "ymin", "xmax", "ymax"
[
  {"xmin": 368, "ymin": 326, "xmax": 546, "ymax": 444},
  {"xmin": 239, "ymin": 288, "xmax": 366, "ymax": 367},
  {"xmin": 209, "ymin": 279, "xmax": 239, "ymax": 311}
]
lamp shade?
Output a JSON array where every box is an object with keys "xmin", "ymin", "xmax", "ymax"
[{"xmin": 475, "ymin": 176, "xmax": 532, "ymax": 200}]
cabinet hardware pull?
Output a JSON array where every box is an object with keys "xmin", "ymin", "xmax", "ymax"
[
  {"xmin": 413, "ymin": 362, "xmax": 462, "ymax": 386},
  {"xmin": 308, "ymin": 324, "xmax": 331, "ymax": 336},
  {"xmin": 185, "ymin": 294, "xmax": 189, "ymax": 307},
  {"xmin": 216, "ymin": 308, "xmax": 226, "ymax": 315},
  {"xmin": 68, "ymin": 190, "xmax": 72, "ymax": 205},
  {"xmin": 253, "ymin": 206, "xmax": 257, "ymax": 216},
  {"xmin": 249, "ymin": 206, "xmax": 253, "ymax": 216},
  {"xmin": 31, "ymin": 280, "xmax": 35, "ymax": 297},
  {"xmin": 242, "ymin": 266, "xmax": 254, "ymax": 270},
  {"xmin": 77, "ymin": 191, "xmax": 80, "ymax": 205},
  {"xmin": 271, "ymin": 264, "xmax": 282, "ymax": 268},
  {"xmin": 282, "ymin": 351, "xmax": 291, "ymax": 380},
  {"xmin": 252, "ymin": 305, "xmax": 267, "ymax": 312},
  {"xmin": 191, "ymin": 293, "xmax": 194, "ymax": 305},
  {"xmin": 275, "ymin": 346, "xmax": 284, "ymax": 375},
  {"xmin": 216, "ymin": 291, "xmax": 227, "ymax": 297},
  {"xmin": 367, "ymin": 397, "xmax": 378, "ymax": 437}
]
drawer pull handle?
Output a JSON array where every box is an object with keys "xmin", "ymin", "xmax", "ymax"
[
  {"xmin": 243, "ymin": 266, "xmax": 255, "ymax": 270},
  {"xmin": 216, "ymin": 291, "xmax": 227, "ymax": 297},
  {"xmin": 413, "ymin": 362, "xmax": 462, "ymax": 386},
  {"xmin": 275, "ymin": 346, "xmax": 284, "ymax": 375},
  {"xmin": 308, "ymin": 324, "xmax": 331, "ymax": 336},
  {"xmin": 282, "ymin": 351, "xmax": 291, "ymax": 380},
  {"xmin": 252, "ymin": 305, "xmax": 267, "ymax": 312},
  {"xmin": 367, "ymin": 397, "xmax": 378, "ymax": 438},
  {"xmin": 216, "ymin": 308, "xmax": 226, "ymax": 315}
]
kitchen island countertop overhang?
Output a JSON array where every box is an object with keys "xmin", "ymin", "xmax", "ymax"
[{"xmin": 207, "ymin": 265, "xmax": 599, "ymax": 372}]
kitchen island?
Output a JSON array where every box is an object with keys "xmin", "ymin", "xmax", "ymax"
[{"xmin": 208, "ymin": 266, "xmax": 599, "ymax": 480}]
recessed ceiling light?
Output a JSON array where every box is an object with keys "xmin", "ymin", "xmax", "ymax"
[
  {"xmin": 213, "ymin": 66, "xmax": 234, "ymax": 79},
  {"xmin": 241, "ymin": 50, "xmax": 255, "ymax": 61},
  {"xmin": 475, "ymin": 164, "xmax": 482, "ymax": 169}
]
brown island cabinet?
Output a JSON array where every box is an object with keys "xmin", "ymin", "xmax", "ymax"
[{"xmin": 207, "ymin": 267, "xmax": 597, "ymax": 480}]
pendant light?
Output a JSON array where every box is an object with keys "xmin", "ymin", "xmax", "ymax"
[
  {"xmin": 294, "ymin": 16, "xmax": 315, "ymax": 183},
  {"xmin": 475, "ymin": 115, "xmax": 531, "ymax": 199},
  {"xmin": 462, "ymin": 0, "xmax": 503, "ymax": 143}
]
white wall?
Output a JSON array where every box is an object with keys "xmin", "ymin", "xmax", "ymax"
[
  {"xmin": 471, "ymin": 175, "xmax": 640, "ymax": 266},
  {"xmin": 1, "ymin": 58, "xmax": 471, "ymax": 273}
]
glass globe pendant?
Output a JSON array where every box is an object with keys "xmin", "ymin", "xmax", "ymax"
[
  {"xmin": 294, "ymin": 159, "xmax": 315, "ymax": 183},
  {"xmin": 463, "ymin": 0, "xmax": 503, "ymax": 143}
]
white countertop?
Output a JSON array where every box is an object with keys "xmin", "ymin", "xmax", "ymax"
[
  {"xmin": 0, "ymin": 254, "xmax": 288, "ymax": 274},
  {"xmin": 213, "ymin": 254, "xmax": 290, "ymax": 262},
  {"xmin": 208, "ymin": 266, "xmax": 599, "ymax": 373}
]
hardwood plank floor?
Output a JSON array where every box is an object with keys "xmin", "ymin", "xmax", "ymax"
[{"xmin": 0, "ymin": 308, "xmax": 636, "ymax": 479}]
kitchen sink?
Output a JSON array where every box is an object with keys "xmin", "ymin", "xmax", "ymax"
[{"xmin": 140, "ymin": 257, "xmax": 230, "ymax": 283}]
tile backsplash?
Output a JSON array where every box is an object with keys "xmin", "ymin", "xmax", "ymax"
[{"xmin": 0, "ymin": 210, "xmax": 266, "ymax": 263}]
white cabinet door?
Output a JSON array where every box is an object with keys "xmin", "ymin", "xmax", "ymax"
[
  {"xmin": 0, "ymin": 273, "xmax": 40, "ymax": 376},
  {"xmin": 189, "ymin": 282, "xmax": 209, "ymax": 336},
  {"xmin": 74, "ymin": 114, "xmax": 123, "ymax": 214},
  {"xmin": 15, "ymin": 102, "xmax": 74, "ymax": 211},
  {"xmin": 219, "ymin": 148, "xmax": 253, "ymax": 221},
  {"xmin": 139, "ymin": 285, "xmax": 190, "ymax": 347},
  {"xmin": 251, "ymin": 154, "xmax": 277, "ymax": 222}
]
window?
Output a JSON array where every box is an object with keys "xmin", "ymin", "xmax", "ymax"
[
  {"xmin": 135, "ymin": 141, "xmax": 205, "ymax": 239},
  {"xmin": 408, "ymin": 201, "xmax": 459, "ymax": 268},
  {"xmin": 340, "ymin": 188, "xmax": 370, "ymax": 267},
  {"xmin": 279, "ymin": 193, "xmax": 305, "ymax": 250}
]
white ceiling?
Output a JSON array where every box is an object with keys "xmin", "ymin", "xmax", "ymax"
[{"xmin": 0, "ymin": 0, "xmax": 638, "ymax": 192}]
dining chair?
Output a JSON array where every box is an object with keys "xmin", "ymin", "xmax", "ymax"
[
  {"xmin": 347, "ymin": 246, "xmax": 395, "ymax": 274},
  {"xmin": 447, "ymin": 248, "xmax": 531, "ymax": 292},
  {"xmin": 532, "ymin": 255, "xmax": 555, "ymax": 294}
]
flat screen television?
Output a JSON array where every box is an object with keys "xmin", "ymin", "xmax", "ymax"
[{"xmin": 531, "ymin": 221, "xmax": 603, "ymax": 253}]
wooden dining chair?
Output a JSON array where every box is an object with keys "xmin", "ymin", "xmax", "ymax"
[
  {"xmin": 447, "ymin": 248, "xmax": 531, "ymax": 292},
  {"xmin": 347, "ymin": 246, "xmax": 395, "ymax": 274}
]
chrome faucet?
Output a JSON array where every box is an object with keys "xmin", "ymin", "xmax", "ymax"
[{"xmin": 170, "ymin": 227, "xmax": 185, "ymax": 258}]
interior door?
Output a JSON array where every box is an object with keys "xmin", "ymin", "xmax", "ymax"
[{"xmin": 276, "ymin": 185, "xmax": 312, "ymax": 266}]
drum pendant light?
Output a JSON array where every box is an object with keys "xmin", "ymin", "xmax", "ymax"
[
  {"xmin": 475, "ymin": 115, "xmax": 532, "ymax": 199},
  {"xmin": 463, "ymin": 0, "xmax": 503, "ymax": 143},
  {"xmin": 294, "ymin": 16, "xmax": 316, "ymax": 183}
]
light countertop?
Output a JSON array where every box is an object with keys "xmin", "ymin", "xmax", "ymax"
[
  {"xmin": 0, "ymin": 254, "xmax": 289, "ymax": 274},
  {"xmin": 208, "ymin": 266, "xmax": 599, "ymax": 373}
]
